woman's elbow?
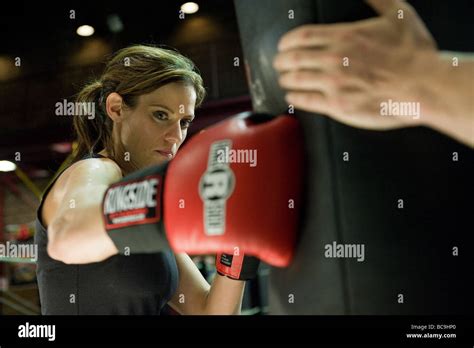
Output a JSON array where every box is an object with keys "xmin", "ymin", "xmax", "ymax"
[
  {"xmin": 47, "ymin": 238, "xmax": 70, "ymax": 263},
  {"xmin": 47, "ymin": 217, "xmax": 77, "ymax": 264}
]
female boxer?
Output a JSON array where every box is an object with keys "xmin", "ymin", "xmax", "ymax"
[{"xmin": 35, "ymin": 45, "xmax": 250, "ymax": 315}]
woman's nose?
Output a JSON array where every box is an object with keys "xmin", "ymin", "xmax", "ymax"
[{"xmin": 164, "ymin": 121, "xmax": 183, "ymax": 144}]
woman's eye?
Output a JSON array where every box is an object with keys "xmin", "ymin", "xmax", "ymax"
[
  {"xmin": 180, "ymin": 119, "xmax": 193, "ymax": 129},
  {"xmin": 153, "ymin": 111, "xmax": 168, "ymax": 120}
]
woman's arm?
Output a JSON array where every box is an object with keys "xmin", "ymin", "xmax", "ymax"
[
  {"xmin": 45, "ymin": 158, "xmax": 123, "ymax": 264},
  {"xmin": 205, "ymin": 273, "xmax": 246, "ymax": 315},
  {"xmin": 168, "ymin": 253, "xmax": 245, "ymax": 315}
]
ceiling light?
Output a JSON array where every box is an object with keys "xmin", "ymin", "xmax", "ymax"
[
  {"xmin": 76, "ymin": 25, "xmax": 95, "ymax": 37},
  {"xmin": 0, "ymin": 160, "xmax": 17, "ymax": 172},
  {"xmin": 181, "ymin": 2, "xmax": 199, "ymax": 14}
]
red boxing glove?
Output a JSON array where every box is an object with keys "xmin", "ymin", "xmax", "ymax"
[{"xmin": 165, "ymin": 112, "xmax": 304, "ymax": 267}]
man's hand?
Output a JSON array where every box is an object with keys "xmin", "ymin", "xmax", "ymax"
[{"xmin": 273, "ymin": 0, "xmax": 439, "ymax": 130}]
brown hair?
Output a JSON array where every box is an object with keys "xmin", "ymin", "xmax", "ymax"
[{"xmin": 71, "ymin": 44, "xmax": 206, "ymax": 163}]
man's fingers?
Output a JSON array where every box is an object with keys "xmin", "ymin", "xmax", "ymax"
[
  {"xmin": 285, "ymin": 91, "xmax": 332, "ymax": 115},
  {"xmin": 277, "ymin": 24, "xmax": 346, "ymax": 52},
  {"xmin": 278, "ymin": 0, "xmax": 404, "ymax": 52},
  {"xmin": 273, "ymin": 49, "xmax": 335, "ymax": 72},
  {"xmin": 279, "ymin": 70, "xmax": 336, "ymax": 93},
  {"xmin": 365, "ymin": 0, "xmax": 403, "ymax": 16}
]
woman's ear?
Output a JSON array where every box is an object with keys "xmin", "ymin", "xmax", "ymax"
[{"xmin": 105, "ymin": 92, "xmax": 124, "ymax": 122}]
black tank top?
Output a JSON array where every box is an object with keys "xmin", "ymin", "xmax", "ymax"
[{"xmin": 34, "ymin": 153, "xmax": 179, "ymax": 315}]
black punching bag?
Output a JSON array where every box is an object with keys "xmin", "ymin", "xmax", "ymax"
[{"xmin": 234, "ymin": 0, "xmax": 474, "ymax": 314}]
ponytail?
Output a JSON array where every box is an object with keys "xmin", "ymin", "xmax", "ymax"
[{"xmin": 71, "ymin": 80, "xmax": 114, "ymax": 163}]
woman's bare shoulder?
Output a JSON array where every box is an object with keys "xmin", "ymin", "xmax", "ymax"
[
  {"xmin": 41, "ymin": 157, "xmax": 122, "ymax": 227},
  {"xmin": 58, "ymin": 157, "xmax": 122, "ymax": 192}
]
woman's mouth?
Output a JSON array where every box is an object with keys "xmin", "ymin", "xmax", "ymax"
[{"xmin": 155, "ymin": 150, "xmax": 174, "ymax": 159}]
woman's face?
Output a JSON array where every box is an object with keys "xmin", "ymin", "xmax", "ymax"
[{"xmin": 114, "ymin": 82, "xmax": 197, "ymax": 171}]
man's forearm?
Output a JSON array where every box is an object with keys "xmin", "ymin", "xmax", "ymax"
[{"xmin": 421, "ymin": 52, "xmax": 474, "ymax": 147}]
